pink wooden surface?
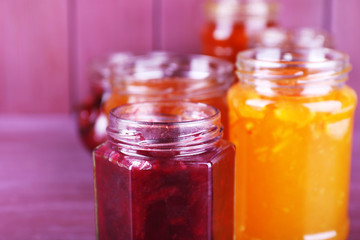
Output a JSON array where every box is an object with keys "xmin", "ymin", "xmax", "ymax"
[
  {"xmin": 332, "ymin": 0, "xmax": 360, "ymax": 121},
  {"xmin": 72, "ymin": 0, "xmax": 153, "ymax": 105},
  {"xmin": 0, "ymin": 0, "xmax": 70, "ymax": 114},
  {"xmin": 0, "ymin": 115, "xmax": 359, "ymax": 239},
  {"xmin": 277, "ymin": 0, "xmax": 326, "ymax": 30},
  {"xmin": 0, "ymin": 115, "xmax": 95, "ymax": 240},
  {"xmin": 160, "ymin": 0, "xmax": 205, "ymax": 54}
]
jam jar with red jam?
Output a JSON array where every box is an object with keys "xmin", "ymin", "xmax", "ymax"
[
  {"xmin": 77, "ymin": 53, "xmax": 132, "ymax": 151},
  {"xmin": 93, "ymin": 102, "xmax": 235, "ymax": 240}
]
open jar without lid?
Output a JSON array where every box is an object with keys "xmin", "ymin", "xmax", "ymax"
[
  {"xmin": 105, "ymin": 52, "xmax": 234, "ymax": 141},
  {"xmin": 76, "ymin": 52, "xmax": 133, "ymax": 151},
  {"xmin": 228, "ymin": 47, "xmax": 356, "ymax": 240},
  {"xmin": 94, "ymin": 102, "xmax": 235, "ymax": 239}
]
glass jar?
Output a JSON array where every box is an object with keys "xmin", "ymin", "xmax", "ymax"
[
  {"xmin": 104, "ymin": 52, "xmax": 234, "ymax": 139},
  {"xmin": 93, "ymin": 102, "xmax": 235, "ymax": 239},
  {"xmin": 228, "ymin": 48, "xmax": 357, "ymax": 239},
  {"xmin": 76, "ymin": 53, "xmax": 132, "ymax": 151},
  {"xmin": 253, "ymin": 27, "xmax": 333, "ymax": 49},
  {"xmin": 201, "ymin": 0, "xmax": 279, "ymax": 62}
]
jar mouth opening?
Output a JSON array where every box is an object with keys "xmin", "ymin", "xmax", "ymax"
[
  {"xmin": 237, "ymin": 48, "xmax": 348, "ymax": 66},
  {"xmin": 253, "ymin": 27, "xmax": 333, "ymax": 49},
  {"xmin": 109, "ymin": 102, "xmax": 220, "ymax": 127},
  {"xmin": 236, "ymin": 48, "xmax": 350, "ymax": 81},
  {"xmin": 110, "ymin": 52, "xmax": 234, "ymax": 97},
  {"xmin": 107, "ymin": 102, "xmax": 223, "ymax": 153}
]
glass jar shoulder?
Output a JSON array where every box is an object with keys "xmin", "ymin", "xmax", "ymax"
[
  {"xmin": 227, "ymin": 82, "xmax": 357, "ymax": 123},
  {"xmin": 93, "ymin": 140, "xmax": 235, "ymax": 171}
]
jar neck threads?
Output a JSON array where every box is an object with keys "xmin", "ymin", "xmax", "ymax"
[
  {"xmin": 107, "ymin": 102, "xmax": 223, "ymax": 156},
  {"xmin": 236, "ymin": 48, "xmax": 351, "ymax": 96}
]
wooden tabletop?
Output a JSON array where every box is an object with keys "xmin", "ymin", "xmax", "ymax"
[{"xmin": 0, "ymin": 115, "xmax": 359, "ymax": 239}]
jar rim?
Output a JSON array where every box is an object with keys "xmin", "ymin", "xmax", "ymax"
[
  {"xmin": 236, "ymin": 48, "xmax": 351, "ymax": 95},
  {"xmin": 237, "ymin": 48, "xmax": 349, "ymax": 67},
  {"xmin": 111, "ymin": 52, "xmax": 234, "ymax": 75},
  {"xmin": 109, "ymin": 101, "xmax": 220, "ymax": 127},
  {"xmin": 89, "ymin": 52, "xmax": 133, "ymax": 89},
  {"xmin": 110, "ymin": 52, "xmax": 234, "ymax": 98},
  {"xmin": 107, "ymin": 102, "xmax": 223, "ymax": 153},
  {"xmin": 253, "ymin": 27, "xmax": 333, "ymax": 49}
]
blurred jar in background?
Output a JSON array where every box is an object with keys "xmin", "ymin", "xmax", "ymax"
[
  {"xmin": 253, "ymin": 27, "xmax": 333, "ymax": 48},
  {"xmin": 201, "ymin": 0, "xmax": 279, "ymax": 62},
  {"xmin": 104, "ymin": 52, "xmax": 234, "ymax": 140},
  {"xmin": 76, "ymin": 53, "xmax": 132, "ymax": 151}
]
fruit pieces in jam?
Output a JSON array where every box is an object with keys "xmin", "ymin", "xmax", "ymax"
[
  {"xmin": 228, "ymin": 82, "xmax": 357, "ymax": 240},
  {"xmin": 94, "ymin": 140, "xmax": 235, "ymax": 240}
]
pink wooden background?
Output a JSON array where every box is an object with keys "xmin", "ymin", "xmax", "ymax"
[{"xmin": 0, "ymin": 0, "xmax": 359, "ymax": 116}]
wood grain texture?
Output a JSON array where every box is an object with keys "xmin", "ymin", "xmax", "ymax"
[
  {"xmin": 0, "ymin": 0, "xmax": 70, "ymax": 114},
  {"xmin": 332, "ymin": 0, "xmax": 360, "ymax": 123},
  {"xmin": 0, "ymin": 115, "xmax": 359, "ymax": 239},
  {"xmin": 277, "ymin": 0, "xmax": 326, "ymax": 30},
  {"xmin": 159, "ymin": 0, "xmax": 206, "ymax": 54},
  {"xmin": 72, "ymin": 0, "xmax": 153, "ymax": 106},
  {"xmin": 0, "ymin": 116, "xmax": 95, "ymax": 240}
]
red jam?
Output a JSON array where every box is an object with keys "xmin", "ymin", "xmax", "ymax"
[{"xmin": 93, "ymin": 102, "xmax": 235, "ymax": 239}]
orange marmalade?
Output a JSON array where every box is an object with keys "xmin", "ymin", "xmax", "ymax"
[
  {"xmin": 201, "ymin": 0, "xmax": 278, "ymax": 62},
  {"xmin": 228, "ymin": 48, "xmax": 357, "ymax": 240},
  {"xmin": 104, "ymin": 52, "xmax": 234, "ymax": 139}
]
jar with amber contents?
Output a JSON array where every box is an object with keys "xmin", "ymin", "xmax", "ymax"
[
  {"xmin": 201, "ymin": 0, "xmax": 279, "ymax": 62},
  {"xmin": 104, "ymin": 52, "xmax": 234, "ymax": 139},
  {"xmin": 94, "ymin": 102, "xmax": 235, "ymax": 239},
  {"xmin": 228, "ymin": 48, "xmax": 356, "ymax": 240},
  {"xmin": 76, "ymin": 53, "xmax": 132, "ymax": 150}
]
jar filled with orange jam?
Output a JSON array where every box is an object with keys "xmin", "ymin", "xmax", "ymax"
[
  {"xmin": 104, "ymin": 52, "xmax": 234, "ymax": 139},
  {"xmin": 201, "ymin": 0, "xmax": 279, "ymax": 62},
  {"xmin": 228, "ymin": 48, "xmax": 357, "ymax": 240}
]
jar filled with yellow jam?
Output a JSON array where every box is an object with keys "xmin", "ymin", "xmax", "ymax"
[{"xmin": 228, "ymin": 48, "xmax": 357, "ymax": 240}]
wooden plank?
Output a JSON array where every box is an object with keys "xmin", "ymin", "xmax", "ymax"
[
  {"xmin": 160, "ymin": 0, "xmax": 206, "ymax": 53},
  {"xmin": 0, "ymin": 0, "xmax": 70, "ymax": 113},
  {"xmin": 72, "ymin": 0, "xmax": 153, "ymax": 105},
  {"xmin": 0, "ymin": 115, "xmax": 359, "ymax": 239},
  {"xmin": 332, "ymin": 0, "xmax": 360, "ymax": 122},
  {"xmin": 0, "ymin": 1, "xmax": 7, "ymax": 113},
  {"xmin": 0, "ymin": 115, "xmax": 95, "ymax": 240},
  {"xmin": 277, "ymin": 0, "xmax": 325, "ymax": 30},
  {"xmin": 332, "ymin": 0, "xmax": 360, "ymax": 88}
]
